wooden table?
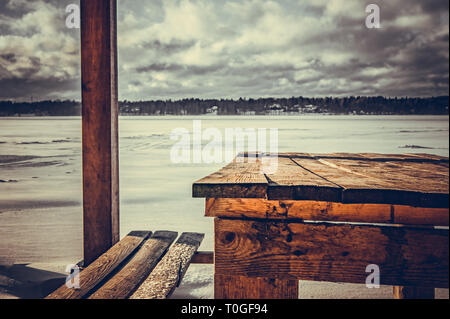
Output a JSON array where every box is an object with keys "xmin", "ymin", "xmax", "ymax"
[{"xmin": 193, "ymin": 153, "xmax": 449, "ymax": 299}]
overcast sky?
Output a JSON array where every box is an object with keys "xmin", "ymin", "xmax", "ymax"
[{"xmin": 0, "ymin": 0, "xmax": 448, "ymax": 101}]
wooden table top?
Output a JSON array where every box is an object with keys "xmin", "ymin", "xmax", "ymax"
[{"xmin": 193, "ymin": 153, "xmax": 449, "ymax": 208}]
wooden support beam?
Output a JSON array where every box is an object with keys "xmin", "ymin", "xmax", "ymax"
[
  {"xmin": 80, "ymin": 0, "xmax": 119, "ymax": 265},
  {"xmin": 214, "ymin": 218, "xmax": 449, "ymax": 288},
  {"xmin": 393, "ymin": 205, "xmax": 449, "ymax": 226},
  {"xmin": 206, "ymin": 198, "xmax": 449, "ymax": 226},
  {"xmin": 206, "ymin": 198, "xmax": 392, "ymax": 224}
]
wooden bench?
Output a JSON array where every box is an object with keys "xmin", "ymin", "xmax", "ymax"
[{"xmin": 46, "ymin": 231, "xmax": 211, "ymax": 299}]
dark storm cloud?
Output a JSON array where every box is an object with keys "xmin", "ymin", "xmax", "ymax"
[
  {"xmin": 142, "ymin": 39, "xmax": 197, "ymax": 54},
  {"xmin": 117, "ymin": 0, "xmax": 449, "ymax": 99},
  {"xmin": 136, "ymin": 63, "xmax": 224, "ymax": 76},
  {"xmin": 184, "ymin": 64, "xmax": 225, "ymax": 76},
  {"xmin": 0, "ymin": 77, "xmax": 79, "ymax": 100},
  {"xmin": 419, "ymin": 0, "xmax": 449, "ymax": 14},
  {"xmin": 0, "ymin": 0, "xmax": 448, "ymax": 100},
  {"xmin": 0, "ymin": 53, "xmax": 17, "ymax": 63},
  {"xmin": 136, "ymin": 63, "xmax": 184, "ymax": 73},
  {"xmin": 0, "ymin": 0, "xmax": 79, "ymax": 100}
]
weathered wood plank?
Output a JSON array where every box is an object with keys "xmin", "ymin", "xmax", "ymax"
[
  {"xmin": 193, "ymin": 183, "xmax": 267, "ymax": 199},
  {"xmin": 393, "ymin": 205, "xmax": 449, "ymax": 226},
  {"xmin": 358, "ymin": 153, "xmax": 448, "ymax": 163},
  {"xmin": 206, "ymin": 199, "xmax": 448, "ymax": 226},
  {"xmin": 194, "ymin": 153, "xmax": 448, "ymax": 208},
  {"xmin": 88, "ymin": 231, "xmax": 178, "ymax": 299},
  {"xmin": 206, "ymin": 198, "xmax": 392, "ymax": 224},
  {"xmin": 291, "ymin": 157, "xmax": 448, "ymax": 208},
  {"xmin": 265, "ymin": 157, "xmax": 342, "ymax": 201},
  {"xmin": 335, "ymin": 159, "xmax": 447, "ymax": 208},
  {"xmin": 193, "ymin": 157, "xmax": 268, "ymax": 198},
  {"xmin": 401, "ymin": 153, "xmax": 449, "ymax": 162},
  {"xmin": 46, "ymin": 231, "xmax": 150, "ymax": 299},
  {"xmin": 321, "ymin": 158, "xmax": 448, "ymax": 194},
  {"xmin": 130, "ymin": 233, "xmax": 204, "ymax": 299},
  {"xmin": 195, "ymin": 157, "xmax": 267, "ymax": 184},
  {"xmin": 215, "ymin": 274, "xmax": 298, "ymax": 299},
  {"xmin": 389, "ymin": 161, "xmax": 449, "ymax": 177},
  {"xmin": 214, "ymin": 219, "xmax": 449, "ymax": 288},
  {"xmin": 293, "ymin": 157, "xmax": 401, "ymax": 190},
  {"xmin": 279, "ymin": 152, "xmax": 448, "ymax": 163},
  {"xmin": 81, "ymin": 0, "xmax": 120, "ymax": 265},
  {"xmin": 393, "ymin": 286, "xmax": 435, "ymax": 299},
  {"xmin": 288, "ymin": 152, "xmax": 368, "ymax": 161},
  {"xmin": 265, "ymin": 157, "xmax": 332, "ymax": 187},
  {"xmin": 342, "ymin": 189, "xmax": 448, "ymax": 208}
]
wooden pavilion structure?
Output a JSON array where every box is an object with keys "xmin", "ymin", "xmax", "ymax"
[{"xmin": 51, "ymin": 0, "xmax": 447, "ymax": 299}]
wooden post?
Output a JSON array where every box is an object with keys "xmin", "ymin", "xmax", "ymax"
[
  {"xmin": 80, "ymin": 0, "xmax": 119, "ymax": 265},
  {"xmin": 214, "ymin": 218, "xmax": 299, "ymax": 299},
  {"xmin": 215, "ymin": 274, "xmax": 299, "ymax": 299},
  {"xmin": 393, "ymin": 286, "xmax": 435, "ymax": 299},
  {"xmin": 393, "ymin": 224, "xmax": 437, "ymax": 300}
]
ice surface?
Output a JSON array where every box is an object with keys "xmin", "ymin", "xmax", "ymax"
[{"xmin": 0, "ymin": 115, "xmax": 448, "ymax": 298}]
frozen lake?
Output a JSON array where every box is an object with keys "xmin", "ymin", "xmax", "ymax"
[{"xmin": 0, "ymin": 115, "xmax": 448, "ymax": 298}]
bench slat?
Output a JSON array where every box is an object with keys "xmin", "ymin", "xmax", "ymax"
[
  {"xmin": 130, "ymin": 232, "xmax": 204, "ymax": 299},
  {"xmin": 46, "ymin": 231, "xmax": 151, "ymax": 299},
  {"xmin": 88, "ymin": 231, "xmax": 178, "ymax": 299}
]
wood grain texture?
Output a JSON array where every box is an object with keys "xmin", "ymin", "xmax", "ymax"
[
  {"xmin": 292, "ymin": 157, "xmax": 448, "ymax": 208},
  {"xmin": 265, "ymin": 157, "xmax": 342, "ymax": 201},
  {"xmin": 205, "ymin": 198, "xmax": 449, "ymax": 226},
  {"xmin": 393, "ymin": 205, "xmax": 449, "ymax": 226},
  {"xmin": 206, "ymin": 198, "xmax": 392, "ymax": 224},
  {"xmin": 46, "ymin": 231, "xmax": 150, "ymax": 299},
  {"xmin": 193, "ymin": 157, "xmax": 268, "ymax": 198},
  {"xmin": 214, "ymin": 219, "xmax": 449, "ymax": 288},
  {"xmin": 88, "ymin": 231, "xmax": 178, "ymax": 299},
  {"xmin": 130, "ymin": 233, "xmax": 204, "ymax": 299},
  {"xmin": 214, "ymin": 274, "xmax": 298, "ymax": 299},
  {"xmin": 393, "ymin": 286, "xmax": 435, "ymax": 299},
  {"xmin": 81, "ymin": 0, "xmax": 119, "ymax": 265},
  {"xmin": 245, "ymin": 152, "xmax": 449, "ymax": 163},
  {"xmin": 312, "ymin": 158, "xmax": 449, "ymax": 207},
  {"xmin": 194, "ymin": 153, "xmax": 448, "ymax": 208},
  {"xmin": 109, "ymin": 0, "xmax": 119, "ymax": 246},
  {"xmin": 358, "ymin": 153, "xmax": 449, "ymax": 162}
]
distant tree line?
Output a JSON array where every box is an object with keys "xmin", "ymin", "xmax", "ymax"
[
  {"xmin": 0, "ymin": 96, "xmax": 448, "ymax": 116},
  {"xmin": 0, "ymin": 100, "xmax": 81, "ymax": 116}
]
